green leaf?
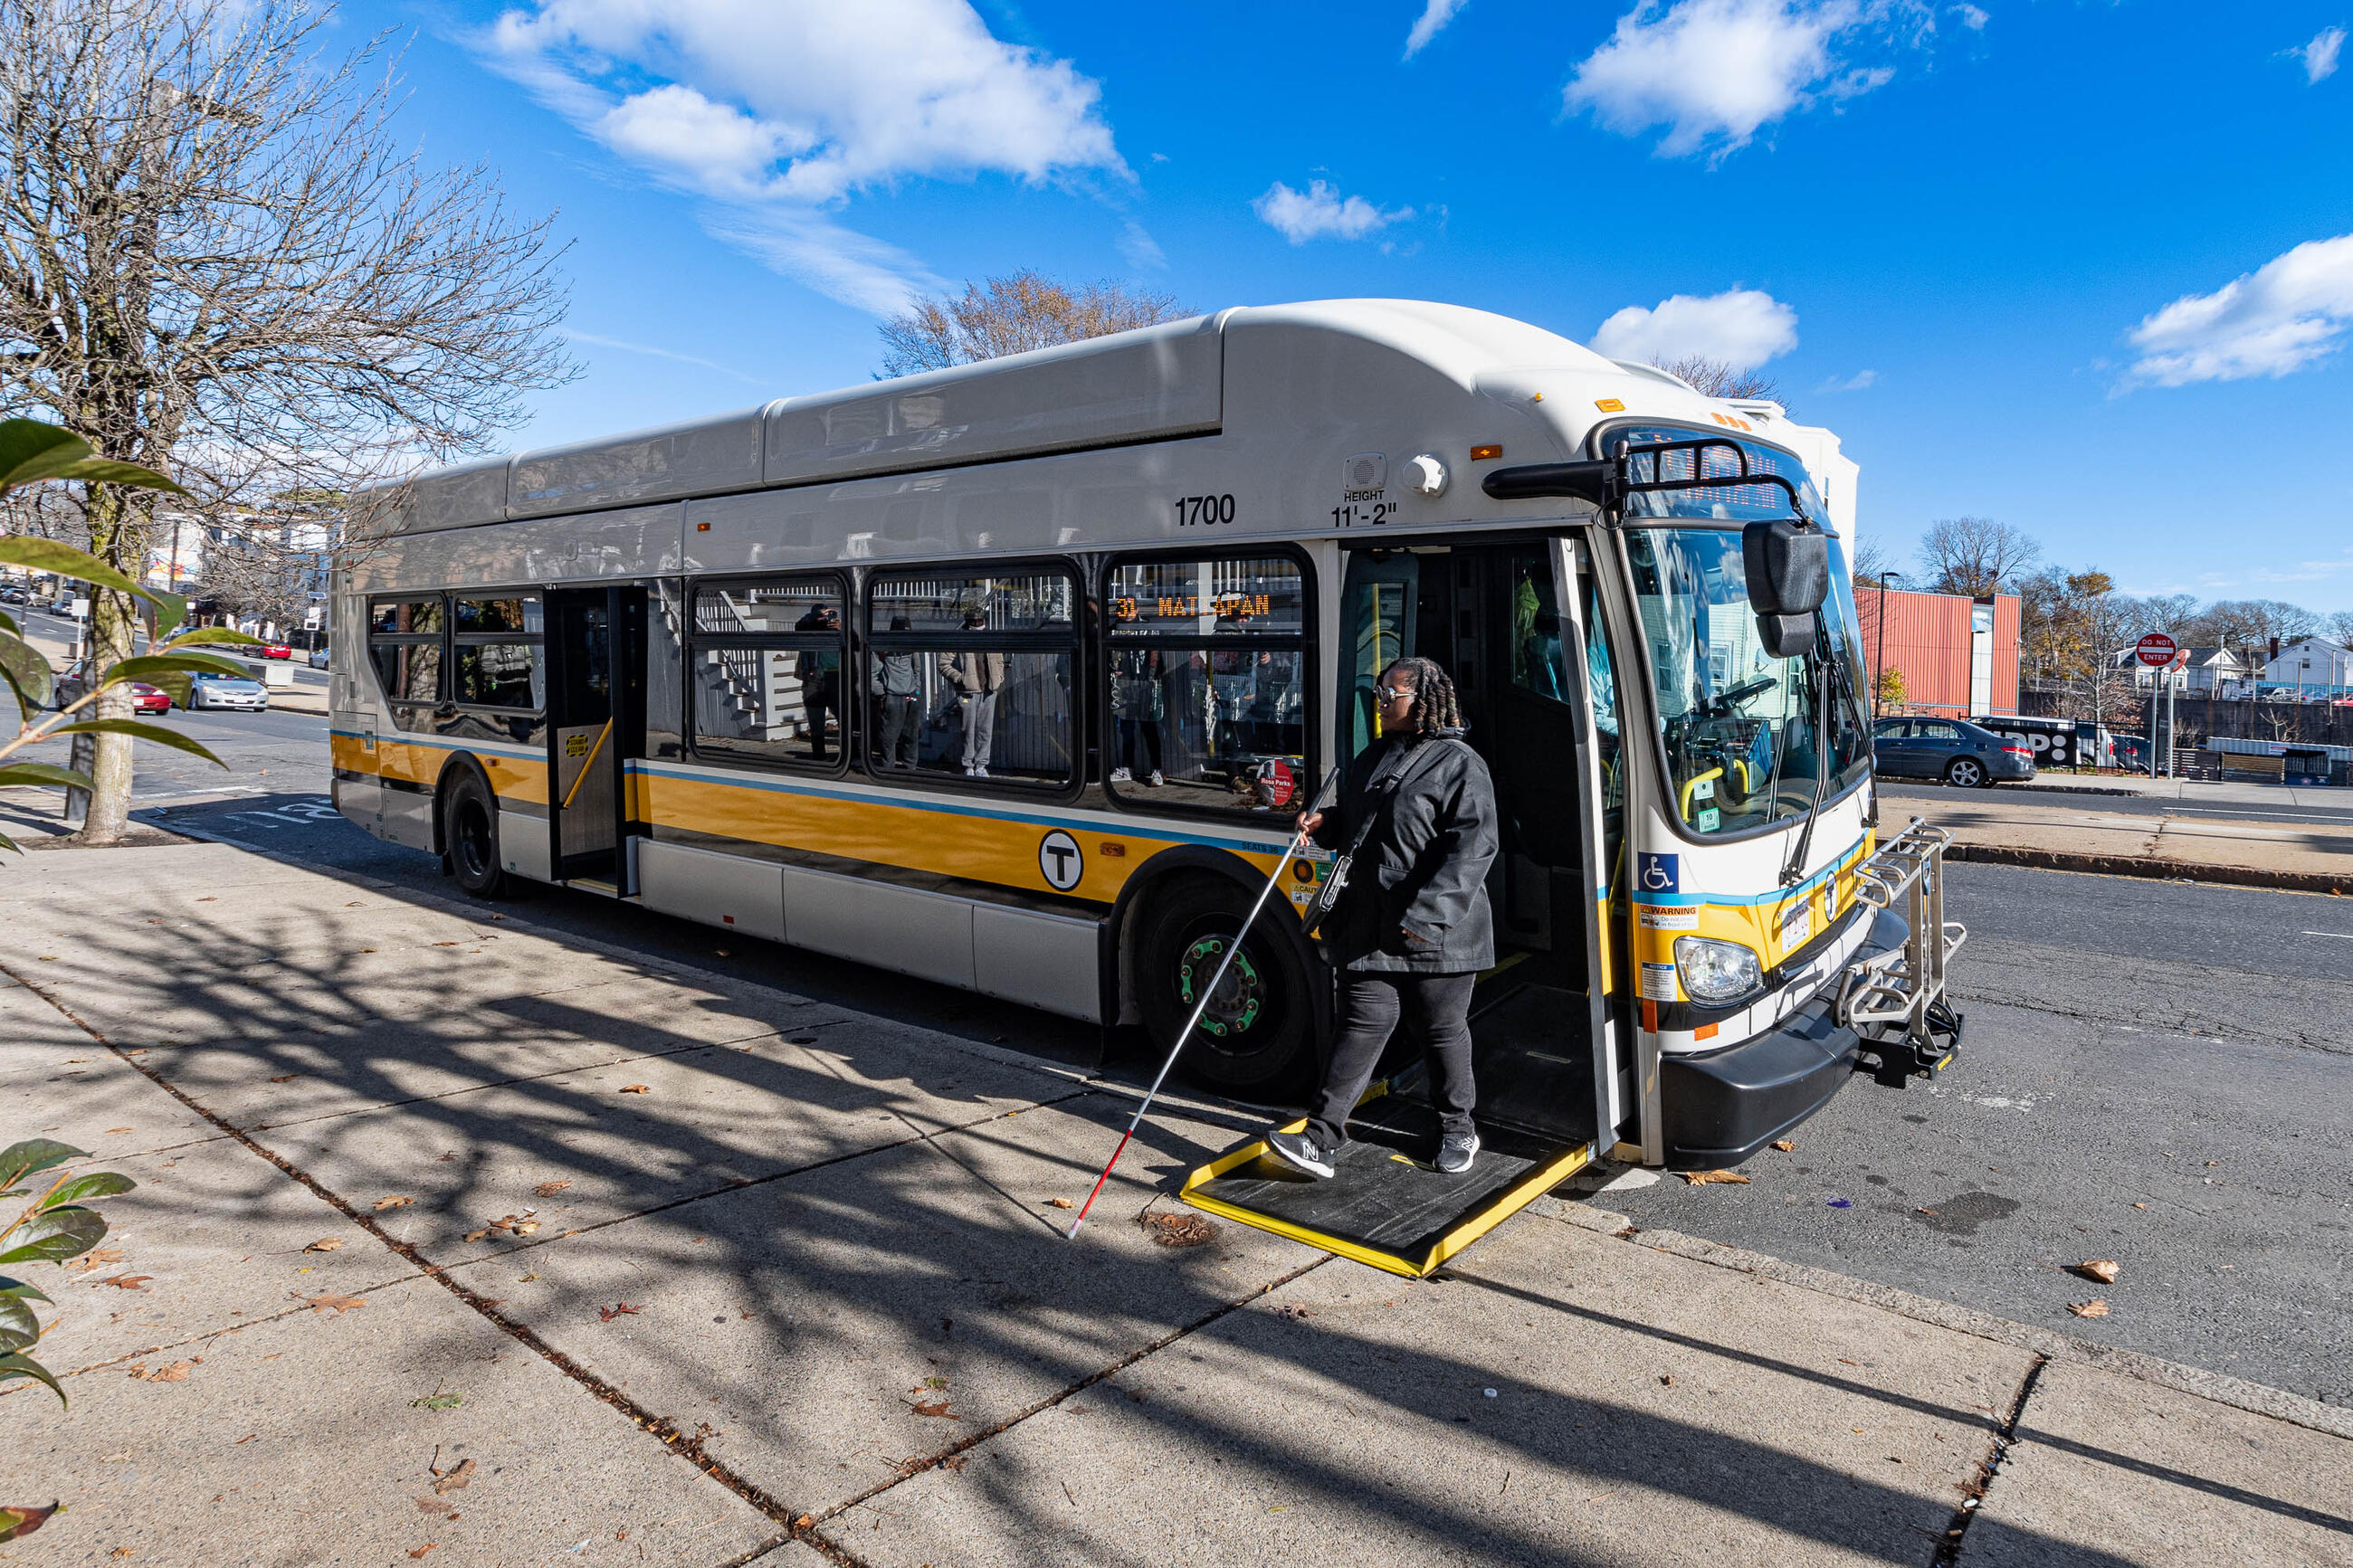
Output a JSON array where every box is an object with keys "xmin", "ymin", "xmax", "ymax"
[
  {"xmin": 0, "ymin": 763, "xmax": 91, "ymax": 792},
  {"xmin": 40, "ymin": 1170, "xmax": 135, "ymax": 1208},
  {"xmin": 0, "ymin": 608, "xmax": 14, "ymax": 636},
  {"xmin": 0, "ymin": 1293, "xmax": 36, "ymax": 1351},
  {"xmin": 147, "ymin": 589, "xmax": 188, "ymax": 641},
  {"xmin": 0, "ymin": 1205, "xmax": 105, "ymax": 1266},
  {"xmin": 0, "ymin": 1274, "xmax": 55, "ymax": 1305},
  {"xmin": 0, "ymin": 1140, "xmax": 84, "ymax": 1191},
  {"xmin": 158, "ymin": 626, "xmax": 264, "ymax": 650},
  {"xmin": 0, "ymin": 828, "xmax": 16, "ymax": 854},
  {"xmin": 104, "ymin": 651, "xmax": 254, "ymax": 682},
  {"xmin": 0, "ymin": 537, "xmax": 144, "ymax": 599},
  {"xmin": 52, "ymin": 720, "xmax": 223, "ymax": 765},
  {"xmin": 0, "ymin": 1351, "xmax": 65, "ymax": 1407},
  {"xmin": 0, "ymin": 1500, "xmax": 60, "ymax": 1540},
  {"xmin": 0, "ymin": 631, "xmax": 52, "ymax": 712},
  {"xmin": 0, "ymin": 419, "xmax": 182, "ymax": 498}
]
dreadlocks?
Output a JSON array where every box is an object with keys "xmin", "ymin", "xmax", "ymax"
[{"xmin": 1386, "ymin": 657, "xmax": 1463, "ymax": 736}]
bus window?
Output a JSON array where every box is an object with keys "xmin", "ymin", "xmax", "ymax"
[
  {"xmin": 867, "ymin": 569, "xmax": 1077, "ymax": 787},
  {"xmin": 367, "ymin": 595, "xmax": 444, "ymax": 731},
  {"xmin": 1104, "ymin": 554, "xmax": 1309, "ymax": 813},
  {"xmin": 443, "ymin": 593, "xmax": 546, "ymax": 743},
  {"xmin": 688, "ymin": 575, "xmax": 846, "ymax": 770}
]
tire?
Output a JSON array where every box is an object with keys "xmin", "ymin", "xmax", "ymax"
[
  {"xmin": 1945, "ymin": 757, "xmax": 1986, "ymax": 789},
  {"xmin": 440, "ymin": 767, "xmax": 510, "ymax": 899},
  {"xmin": 1133, "ymin": 875, "xmax": 1317, "ymax": 1098}
]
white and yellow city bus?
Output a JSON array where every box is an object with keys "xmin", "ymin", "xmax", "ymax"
[{"xmin": 329, "ymin": 300, "xmax": 1962, "ymax": 1278}]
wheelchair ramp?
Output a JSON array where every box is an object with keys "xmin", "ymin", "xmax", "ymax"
[{"xmin": 1179, "ymin": 1091, "xmax": 1590, "ymax": 1279}]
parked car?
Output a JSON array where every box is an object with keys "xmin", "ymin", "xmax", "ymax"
[
  {"xmin": 1872, "ymin": 717, "xmax": 2035, "ymax": 788},
  {"xmin": 259, "ymin": 641, "xmax": 293, "ymax": 659},
  {"xmin": 0, "ymin": 586, "xmax": 26, "ymax": 605},
  {"xmin": 2108, "ymin": 733, "xmax": 2154, "ymax": 771},
  {"xmin": 47, "ymin": 660, "xmax": 168, "ymax": 713},
  {"xmin": 185, "ymin": 670, "xmax": 270, "ymax": 711},
  {"xmin": 307, "ymin": 644, "xmax": 330, "ymax": 670}
]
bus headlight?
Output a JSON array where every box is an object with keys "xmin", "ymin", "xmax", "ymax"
[{"xmin": 1674, "ymin": 936, "xmax": 1763, "ymax": 1005}]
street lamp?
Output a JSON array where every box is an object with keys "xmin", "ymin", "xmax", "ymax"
[{"xmin": 1871, "ymin": 571, "xmax": 1902, "ymax": 721}]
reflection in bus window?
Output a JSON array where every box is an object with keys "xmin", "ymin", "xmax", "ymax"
[
  {"xmin": 868, "ymin": 571, "xmax": 1076, "ymax": 785},
  {"xmin": 453, "ymin": 643, "xmax": 543, "ymax": 709},
  {"xmin": 689, "ymin": 577, "xmax": 844, "ymax": 769},
  {"xmin": 1104, "ymin": 556, "xmax": 1309, "ymax": 813}
]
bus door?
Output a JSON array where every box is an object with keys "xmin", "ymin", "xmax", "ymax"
[
  {"xmin": 1178, "ymin": 539, "xmax": 1609, "ymax": 1278},
  {"xmin": 545, "ymin": 585, "xmax": 646, "ymax": 890}
]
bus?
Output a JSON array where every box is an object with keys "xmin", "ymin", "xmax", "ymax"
[{"xmin": 329, "ymin": 299, "xmax": 1962, "ymax": 1278}]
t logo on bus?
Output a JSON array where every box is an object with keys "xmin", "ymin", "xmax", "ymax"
[
  {"xmin": 1038, "ymin": 829, "xmax": 1083, "ymax": 891},
  {"xmin": 1638, "ymin": 853, "xmax": 1680, "ymax": 896}
]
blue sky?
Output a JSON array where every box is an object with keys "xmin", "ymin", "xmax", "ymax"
[{"xmin": 352, "ymin": 0, "xmax": 2353, "ymax": 609}]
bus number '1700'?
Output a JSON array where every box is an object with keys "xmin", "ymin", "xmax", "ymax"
[{"xmin": 1173, "ymin": 494, "xmax": 1236, "ymax": 527}]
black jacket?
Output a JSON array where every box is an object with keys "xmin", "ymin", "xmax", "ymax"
[{"xmin": 1311, "ymin": 729, "xmax": 1499, "ymax": 974}]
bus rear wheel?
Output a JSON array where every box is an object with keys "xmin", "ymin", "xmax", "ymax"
[
  {"xmin": 441, "ymin": 769, "xmax": 510, "ymax": 900},
  {"xmin": 1134, "ymin": 878, "xmax": 1315, "ymax": 1098}
]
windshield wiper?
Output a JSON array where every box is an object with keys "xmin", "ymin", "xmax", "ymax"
[{"xmin": 1778, "ymin": 638, "xmax": 1839, "ymax": 886}]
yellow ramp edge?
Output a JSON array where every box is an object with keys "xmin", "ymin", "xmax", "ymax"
[{"xmin": 1179, "ymin": 1124, "xmax": 1591, "ymax": 1280}]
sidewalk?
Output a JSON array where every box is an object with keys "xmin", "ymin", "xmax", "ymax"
[
  {"xmin": 1887, "ymin": 787, "xmax": 2353, "ymax": 894},
  {"xmin": 0, "ymin": 835, "xmax": 2344, "ymax": 1565}
]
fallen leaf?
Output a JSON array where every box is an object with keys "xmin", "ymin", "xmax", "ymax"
[
  {"xmin": 463, "ymin": 1229, "xmax": 491, "ymax": 1243},
  {"xmin": 2076, "ymin": 1259, "xmax": 2120, "ymax": 1284},
  {"xmin": 513, "ymin": 1220, "xmax": 538, "ymax": 1235},
  {"xmin": 1045, "ymin": 1197, "xmax": 1074, "ymax": 1210},
  {"xmin": 93, "ymin": 1275, "xmax": 152, "ymax": 1290},
  {"xmin": 431, "ymin": 1459, "xmax": 475, "ymax": 1495},
  {"xmin": 293, "ymin": 1291, "xmax": 367, "ymax": 1314},
  {"xmin": 1659, "ymin": 1373, "xmax": 1675, "ymax": 1386},
  {"xmin": 1678, "ymin": 1169, "xmax": 1750, "ymax": 1185},
  {"xmin": 1916, "ymin": 1207, "xmax": 1939, "ymax": 1217},
  {"xmin": 409, "ymin": 1546, "xmax": 437, "ymax": 1559},
  {"xmin": 145, "ymin": 1361, "xmax": 194, "ymax": 1383},
  {"xmin": 534, "ymin": 1180, "xmax": 572, "ymax": 1197},
  {"xmin": 0, "ymin": 1503, "xmax": 59, "ymax": 1539},
  {"xmin": 2132, "ymin": 1202, "xmax": 2148, "ymax": 1210},
  {"xmin": 431, "ymin": 941, "xmax": 459, "ymax": 947},
  {"xmin": 618, "ymin": 1084, "xmax": 651, "ymax": 1094},
  {"xmin": 910, "ymin": 1400, "xmax": 955, "ymax": 1419},
  {"xmin": 1138, "ymin": 1212, "xmax": 1218, "ymax": 1248},
  {"xmin": 599, "ymin": 1302, "xmax": 640, "ymax": 1322},
  {"xmin": 1769, "ymin": 1140, "xmax": 1796, "ymax": 1153},
  {"xmin": 414, "ymin": 1497, "xmax": 446, "ymax": 1514},
  {"xmin": 233, "ymin": 1434, "xmax": 257, "ymax": 1444},
  {"xmin": 374, "ymin": 1195, "xmax": 416, "ymax": 1212},
  {"xmin": 268, "ymin": 1073, "xmax": 299, "ymax": 1084},
  {"xmin": 940, "ymin": 1453, "xmax": 970, "ymax": 1472},
  {"xmin": 195, "ymin": 896, "xmax": 215, "ymax": 901},
  {"xmin": 2068, "ymin": 1299, "xmax": 2110, "ymax": 1318},
  {"xmin": 304, "ymin": 1238, "xmax": 344, "ymax": 1252},
  {"xmin": 74, "ymin": 1247, "xmax": 126, "ymax": 1272},
  {"xmin": 105, "ymin": 1127, "xmax": 133, "ymax": 1135}
]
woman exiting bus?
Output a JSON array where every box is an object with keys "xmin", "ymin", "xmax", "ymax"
[{"xmin": 1269, "ymin": 658, "xmax": 1498, "ymax": 1180}]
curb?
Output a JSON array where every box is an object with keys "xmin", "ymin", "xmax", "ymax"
[
  {"xmin": 1944, "ymin": 842, "xmax": 2351, "ymax": 896},
  {"xmin": 1532, "ymin": 1196, "xmax": 2353, "ymax": 1442}
]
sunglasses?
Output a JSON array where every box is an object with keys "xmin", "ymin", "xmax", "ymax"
[{"xmin": 1377, "ymin": 683, "xmax": 1416, "ymax": 700}]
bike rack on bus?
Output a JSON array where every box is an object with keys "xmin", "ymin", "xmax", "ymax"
[{"xmin": 1837, "ymin": 818, "xmax": 1967, "ymax": 1081}]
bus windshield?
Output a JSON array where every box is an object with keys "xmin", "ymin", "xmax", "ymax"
[{"xmin": 1625, "ymin": 527, "xmax": 1871, "ymax": 838}]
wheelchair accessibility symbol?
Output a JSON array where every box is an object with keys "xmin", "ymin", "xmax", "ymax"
[{"xmin": 1637, "ymin": 853, "xmax": 1680, "ymax": 896}]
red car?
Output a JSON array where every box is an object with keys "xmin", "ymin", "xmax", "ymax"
[
  {"xmin": 127, "ymin": 681, "xmax": 170, "ymax": 715},
  {"xmin": 260, "ymin": 642, "xmax": 293, "ymax": 659}
]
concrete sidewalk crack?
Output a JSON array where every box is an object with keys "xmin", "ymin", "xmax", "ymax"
[{"xmin": 1930, "ymin": 1354, "xmax": 2046, "ymax": 1567}]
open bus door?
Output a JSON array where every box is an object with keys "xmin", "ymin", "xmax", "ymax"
[
  {"xmin": 1181, "ymin": 537, "xmax": 1622, "ymax": 1278},
  {"xmin": 545, "ymin": 585, "xmax": 646, "ymax": 893}
]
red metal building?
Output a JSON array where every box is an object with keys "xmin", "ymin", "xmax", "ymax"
[{"xmin": 1854, "ymin": 584, "xmax": 2020, "ymax": 718}]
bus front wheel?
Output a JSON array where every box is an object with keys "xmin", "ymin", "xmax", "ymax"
[
  {"xmin": 441, "ymin": 770, "xmax": 510, "ymax": 900},
  {"xmin": 1134, "ymin": 878, "xmax": 1315, "ymax": 1098}
]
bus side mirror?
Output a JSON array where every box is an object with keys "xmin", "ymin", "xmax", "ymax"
[
  {"xmin": 1743, "ymin": 518, "xmax": 1828, "ymax": 616},
  {"xmin": 1756, "ymin": 612, "xmax": 1817, "ymax": 659}
]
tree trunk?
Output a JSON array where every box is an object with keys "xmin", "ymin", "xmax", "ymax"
[{"xmin": 68, "ymin": 487, "xmax": 141, "ymax": 845}]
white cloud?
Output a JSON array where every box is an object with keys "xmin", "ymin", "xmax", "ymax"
[
  {"xmin": 1591, "ymin": 288, "xmax": 1799, "ymax": 368},
  {"xmin": 1819, "ymin": 368, "xmax": 1877, "ymax": 391},
  {"xmin": 482, "ymin": 0, "xmax": 1125, "ymax": 311},
  {"xmin": 1405, "ymin": 0, "xmax": 1470, "ymax": 58},
  {"xmin": 2123, "ymin": 233, "xmax": 2353, "ymax": 387},
  {"xmin": 1118, "ymin": 220, "xmax": 1167, "ymax": 271},
  {"xmin": 1949, "ymin": 4, "xmax": 1986, "ymax": 30},
  {"xmin": 1253, "ymin": 180, "xmax": 1415, "ymax": 244},
  {"xmin": 563, "ymin": 330, "xmax": 760, "ymax": 383},
  {"xmin": 2295, "ymin": 25, "xmax": 2344, "ymax": 83},
  {"xmin": 1563, "ymin": 0, "xmax": 1929, "ymax": 160}
]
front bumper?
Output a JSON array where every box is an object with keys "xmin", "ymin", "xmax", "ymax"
[{"xmin": 1660, "ymin": 907, "xmax": 1909, "ymax": 1169}]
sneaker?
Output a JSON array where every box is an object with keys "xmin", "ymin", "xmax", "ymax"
[
  {"xmin": 973, "ymin": 765, "xmax": 990, "ymax": 778},
  {"xmin": 1149, "ymin": 770, "xmax": 1164, "ymax": 787},
  {"xmin": 1265, "ymin": 1128, "xmax": 1336, "ymax": 1180},
  {"xmin": 1110, "ymin": 767, "xmax": 1133, "ymax": 783},
  {"xmin": 1434, "ymin": 1132, "xmax": 1481, "ymax": 1174},
  {"xmin": 963, "ymin": 765, "xmax": 976, "ymax": 776}
]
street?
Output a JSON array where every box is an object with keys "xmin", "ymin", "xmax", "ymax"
[{"xmin": 49, "ymin": 705, "xmax": 2349, "ymax": 1413}]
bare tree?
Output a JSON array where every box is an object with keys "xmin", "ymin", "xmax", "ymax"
[
  {"xmin": 1918, "ymin": 516, "xmax": 2041, "ymax": 598},
  {"xmin": 0, "ymin": 0, "xmax": 573, "ymax": 841},
  {"xmin": 2079, "ymin": 584, "xmax": 2145, "ymax": 754},
  {"xmin": 878, "ymin": 270, "xmax": 1187, "ymax": 376},
  {"xmin": 1847, "ymin": 536, "xmax": 1896, "ymax": 584},
  {"xmin": 1651, "ymin": 355, "xmax": 1786, "ymax": 412}
]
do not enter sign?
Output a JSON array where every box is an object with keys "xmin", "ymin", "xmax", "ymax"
[{"xmin": 2136, "ymin": 632, "xmax": 2179, "ymax": 668}]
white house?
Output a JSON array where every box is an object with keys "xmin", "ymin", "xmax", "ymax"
[
  {"xmin": 2260, "ymin": 637, "xmax": 2353, "ymax": 694},
  {"xmin": 2113, "ymin": 644, "xmax": 2243, "ymax": 693}
]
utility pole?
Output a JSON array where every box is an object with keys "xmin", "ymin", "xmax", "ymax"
[{"xmin": 1872, "ymin": 571, "xmax": 1902, "ymax": 721}]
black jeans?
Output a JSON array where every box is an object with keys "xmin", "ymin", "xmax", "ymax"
[{"xmin": 1305, "ymin": 971, "xmax": 1477, "ymax": 1151}]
